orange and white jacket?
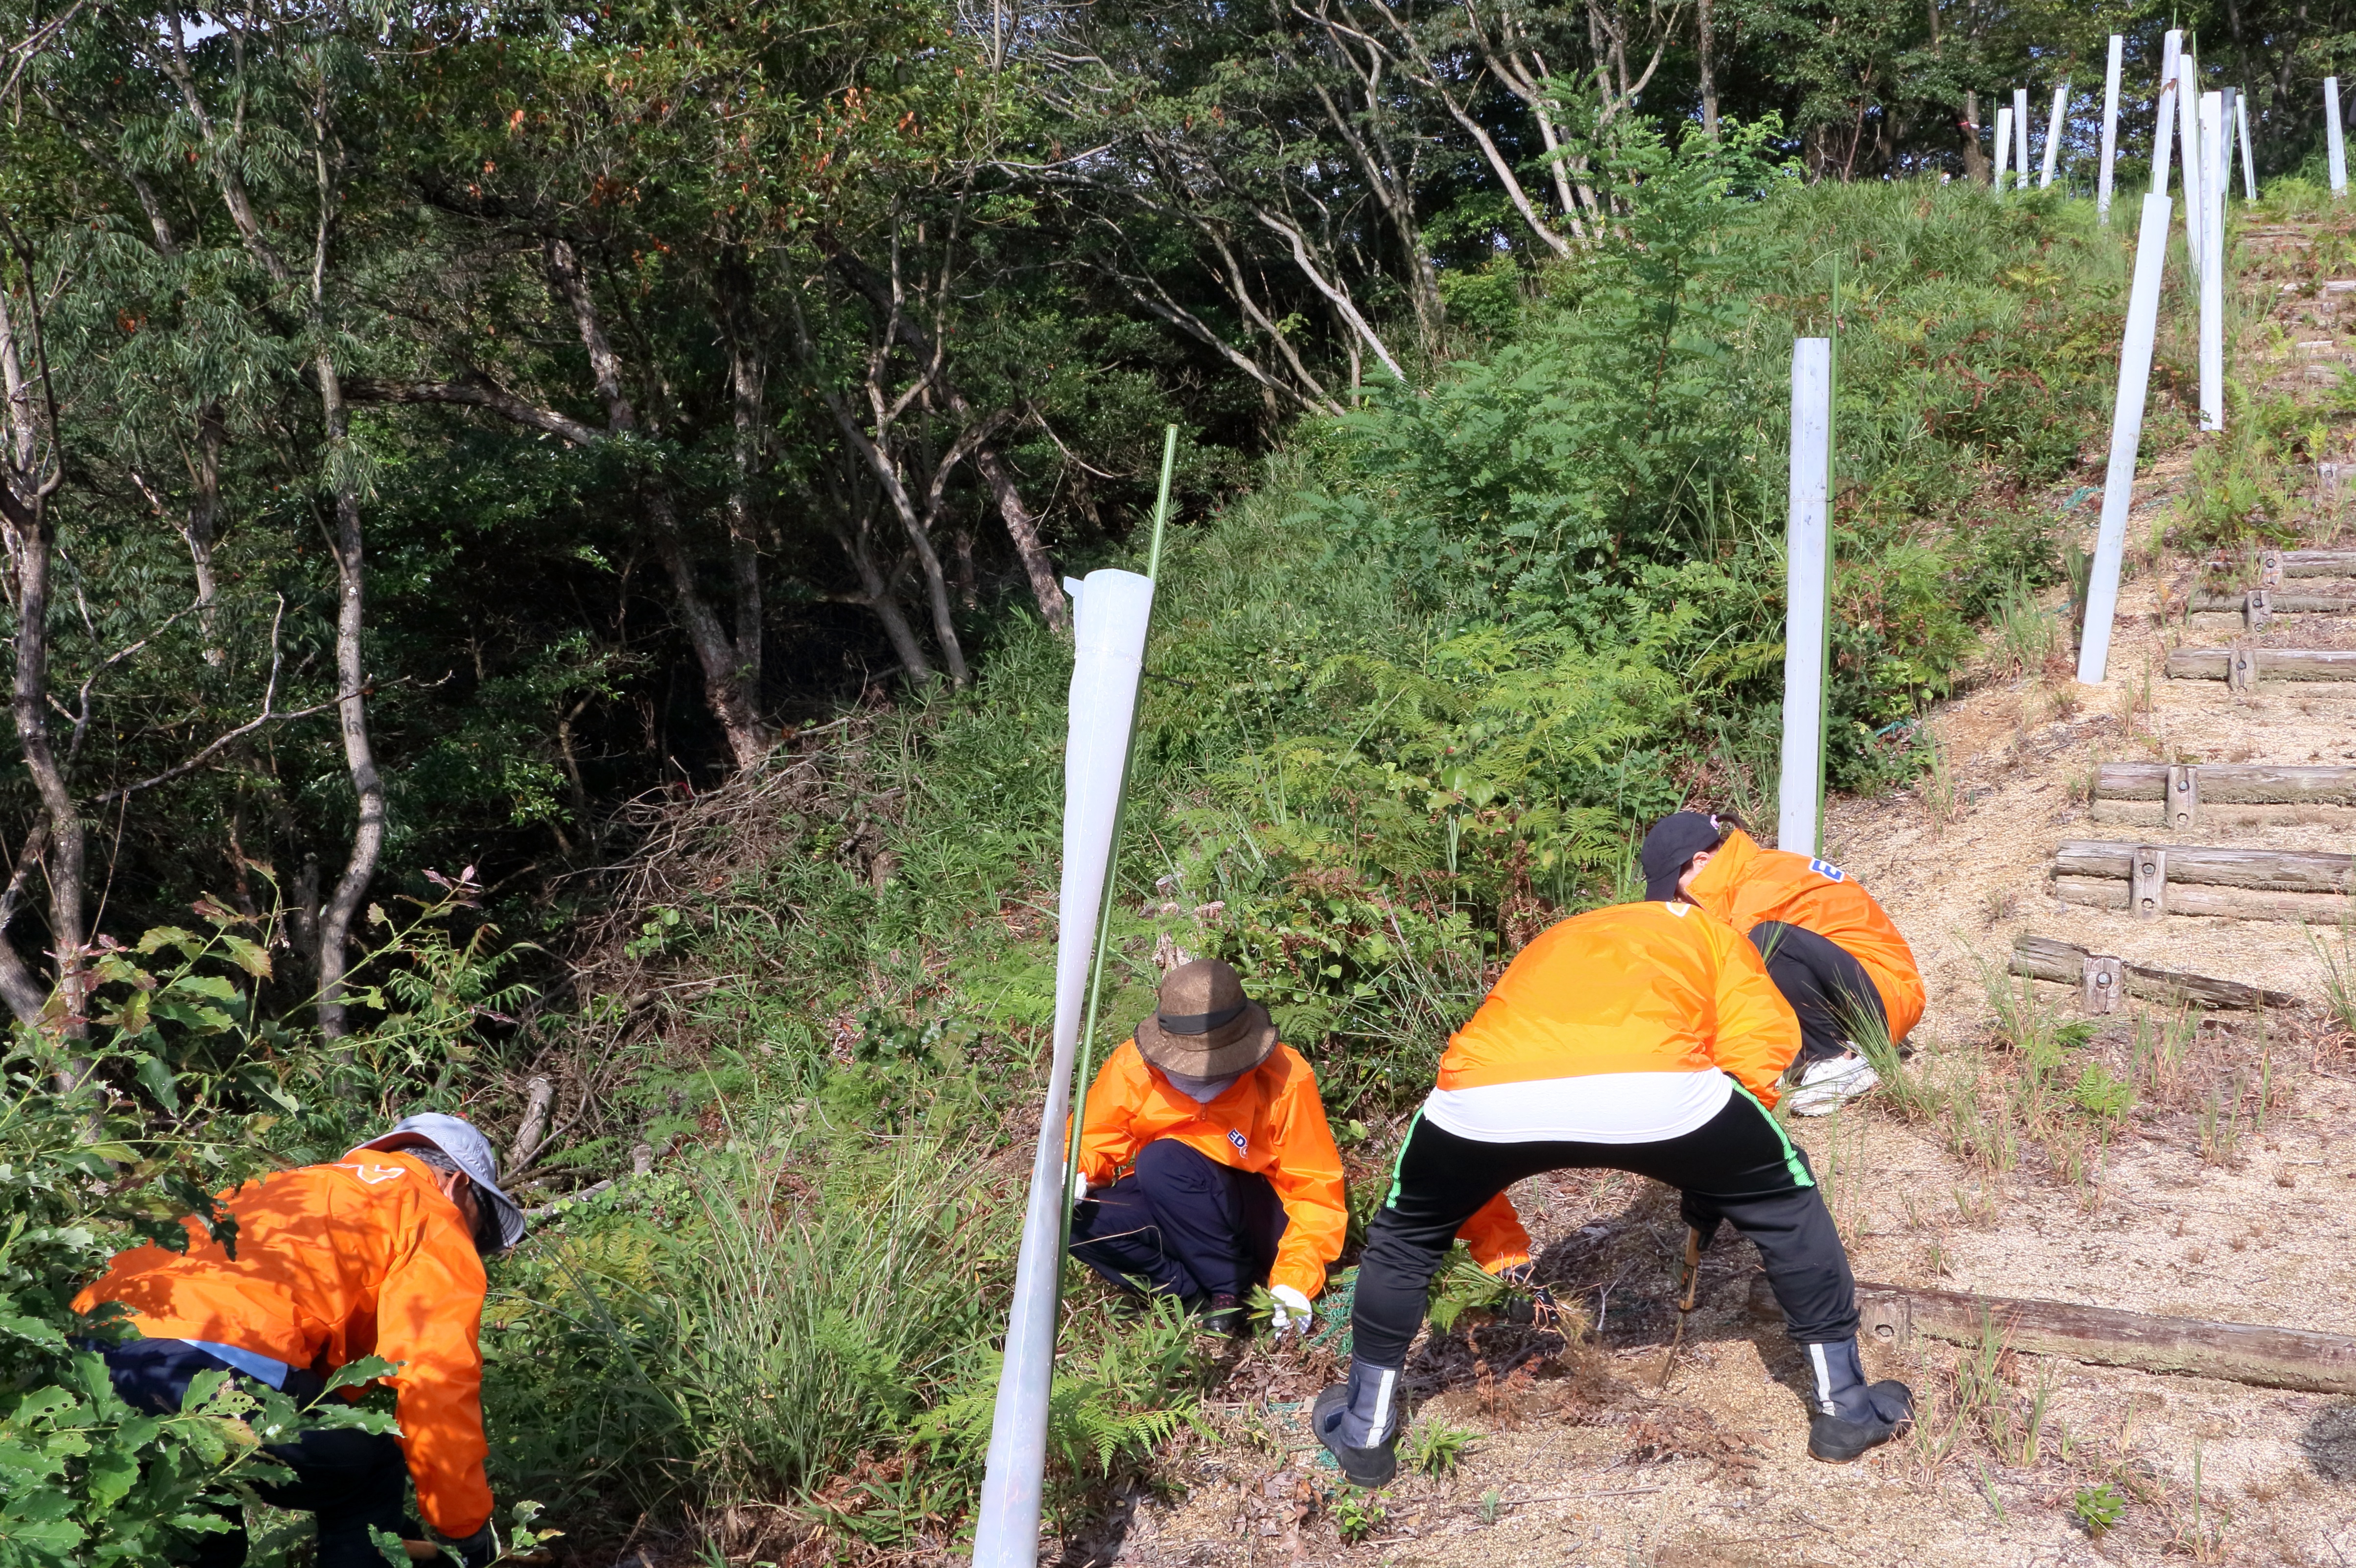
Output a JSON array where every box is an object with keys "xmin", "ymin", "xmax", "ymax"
[
  {"xmin": 74, "ymin": 1150, "xmax": 494, "ymax": 1538},
  {"xmin": 1075, "ymin": 1040, "xmax": 1346, "ymax": 1300},
  {"xmin": 1437, "ymin": 900, "xmax": 1803, "ymax": 1272},
  {"xmin": 1680, "ymin": 828, "xmax": 1925, "ymax": 1043}
]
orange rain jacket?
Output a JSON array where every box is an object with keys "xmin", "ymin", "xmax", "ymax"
[
  {"xmin": 1681, "ymin": 828, "xmax": 1925, "ymax": 1043},
  {"xmin": 1075, "ymin": 1040, "xmax": 1347, "ymax": 1300},
  {"xmin": 1435, "ymin": 900, "xmax": 1804, "ymax": 1271},
  {"xmin": 74, "ymin": 1149, "xmax": 494, "ymax": 1538}
]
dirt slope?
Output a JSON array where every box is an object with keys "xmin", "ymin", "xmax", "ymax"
[{"xmin": 1079, "ymin": 221, "xmax": 2356, "ymax": 1567}]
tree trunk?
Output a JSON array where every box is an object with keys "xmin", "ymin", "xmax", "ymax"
[
  {"xmin": 1697, "ymin": 0, "xmax": 1719, "ymax": 138},
  {"xmin": 311, "ymin": 354, "xmax": 385, "ymax": 1043},
  {"xmin": 974, "ymin": 445, "xmax": 1068, "ymax": 631},
  {"xmin": 186, "ymin": 402, "xmax": 224, "ymax": 665}
]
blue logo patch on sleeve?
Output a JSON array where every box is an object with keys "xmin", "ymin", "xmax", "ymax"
[
  {"xmin": 1808, "ymin": 858, "xmax": 1846, "ymax": 882},
  {"xmin": 1228, "ymin": 1129, "xmax": 1249, "ymax": 1153}
]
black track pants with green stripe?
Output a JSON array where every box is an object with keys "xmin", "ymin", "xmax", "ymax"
[{"xmin": 1352, "ymin": 1089, "xmax": 1858, "ymax": 1371}]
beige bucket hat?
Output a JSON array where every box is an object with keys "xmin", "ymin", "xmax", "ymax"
[{"xmin": 1134, "ymin": 959, "xmax": 1278, "ymax": 1078}]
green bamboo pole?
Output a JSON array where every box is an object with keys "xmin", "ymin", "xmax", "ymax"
[{"xmin": 1058, "ymin": 424, "xmax": 1179, "ymax": 1263}]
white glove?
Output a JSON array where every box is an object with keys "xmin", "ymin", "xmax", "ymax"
[
  {"xmin": 1269, "ymin": 1283, "xmax": 1314, "ymax": 1338},
  {"xmin": 1070, "ymin": 1168, "xmax": 1091, "ymax": 1205}
]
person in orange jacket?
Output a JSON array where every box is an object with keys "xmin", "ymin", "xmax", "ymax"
[
  {"xmin": 75, "ymin": 1112, "xmax": 524, "ymax": 1568},
  {"xmin": 1642, "ymin": 811, "xmax": 1926, "ymax": 1115},
  {"xmin": 1069, "ymin": 959, "xmax": 1348, "ymax": 1335},
  {"xmin": 1313, "ymin": 901, "xmax": 1908, "ymax": 1484}
]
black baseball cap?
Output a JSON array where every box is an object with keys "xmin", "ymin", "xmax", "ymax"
[{"xmin": 1640, "ymin": 812, "xmax": 1724, "ymax": 902}]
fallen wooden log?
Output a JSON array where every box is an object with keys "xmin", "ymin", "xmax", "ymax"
[
  {"xmin": 1745, "ymin": 1276, "xmax": 2356, "ymax": 1394},
  {"xmin": 2054, "ymin": 874, "xmax": 2353, "ymax": 922},
  {"xmin": 2056, "ymin": 839, "xmax": 2356, "ymax": 891},
  {"xmin": 2007, "ymin": 933, "xmax": 2298, "ymax": 1010},
  {"xmin": 2094, "ymin": 763, "xmax": 2356, "ymax": 804},
  {"xmin": 2168, "ymin": 647, "xmax": 2356, "ymax": 682}
]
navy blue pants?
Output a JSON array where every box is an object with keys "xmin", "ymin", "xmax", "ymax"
[
  {"xmin": 100, "ymin": 1339, "xmax": 413, "ymax": 1568},
  {"xmin": 1751, "ymin": 920, "xmax": 1888, "ymax": 1068},
  {"xmin": 1068, "ymin": 1138, "xmax": 1289, "ymax": 1303}
]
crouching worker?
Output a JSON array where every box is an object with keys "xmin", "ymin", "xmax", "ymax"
[
  {"xmin": 1070, "ymin": 960, "xmax": 1345, "ymax": 1336},
  {"xmin": 73, "ymin": 1113, "xmax": 525, "ymax": 1568},
  {"xmin": 1643, "ymin": 812, "xmax": 1925, "ymax": 1115},
  {"xmin": 1314, "ymin": 902, "xmax": 1910, "ymax": 1484}
]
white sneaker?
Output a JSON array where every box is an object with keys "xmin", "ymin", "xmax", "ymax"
[{"xmin": 1789, "ymin": 1050, "xmax": 1880, "ymax": 1116}]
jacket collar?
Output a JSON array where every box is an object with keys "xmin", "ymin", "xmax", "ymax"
[{"xmin": 1683, "ymin": 827, "xmax": 1761, "ymax": 914}]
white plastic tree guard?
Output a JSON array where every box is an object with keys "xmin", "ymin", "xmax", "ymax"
[
  {"xmin": 1993, "ymin": 104, "xmax": 2014, "ymax": 190},
  {"xmin": 2199, "ymin": 92, "xmax": 2225, "ymax": 434},
  {"xmin": 2237, "ymin": 91, "xmax": 2258, "ymax": 198},
  {"xmin": 2330, "ymin": 77, "xmax": 2349, "ymax": 197},
  {"xmin": 2042, "ymin": 83, "xmax": 2070, "ymax": 187},
  {"xmin": 2098, "ymin": 37, "xmax": 2124, "ymax": 220},
  {"xmin": 972, "ymin": 566, "xmax": 1157, "ymax": 1568},
  {"xmin": 2014, "ymin": 88, "xmax": 2032, "ymax": 190},
  {"xmin": 2153, "ymin": 30, "xmax": 2183, "ymax": 196},
  {"xmin": 2180, "ymin": 56, "xmax": 2205, "ymax": 279},
  {"xmin": 1779, "ymin": 338, "xmax": 1833, "ymax": 857},
  {"xmin": 2079, "ymin": 193, "xmax": 2175, "ymax": 687}
]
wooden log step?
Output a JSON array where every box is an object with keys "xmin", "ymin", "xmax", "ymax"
[
  {"xmin": 2167, "ymin": 647, "xmax": 2356, "ymax": 682},
  {"xmin": 2055, "ymin": 839, "xmax": 2356, "ymax": 891},
  {"xmin": 2092, "ymin": 799, "xmax": 2356, "ymax": 830},
  {"xmin": 2094, "ymin": 763, "xmax": 2356, "ymax": 804},
  {"xmin": 1745, "ymin": 1276, "xmax": 2356, "ymax": 1394},
  {"xmin": 2054, "ymin": 874, "xmax": 2352, "ymax": 922},
  {"xmin": 2191, "ymin": 593, "xmax": 2356, "ymax": 613},
  {"xmin": 2007, "ymin": 933, "xmax": 2297, "ymax": 1009},
  {"xmin": 2281, "ymin": 548, "xmax": 2356, "ymax": 576}
]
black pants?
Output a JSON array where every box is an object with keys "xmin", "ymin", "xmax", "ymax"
[
  {"xmin": 1068, "ymin": 1137, "xmax": 1288, "ymax": 1302},
  {"xmin": 100, "ymin": 1339, "xmax": 413, "ymax": 1568},
  {"xmin": 1352, "ymin": 1089, "xmax": 1858, "ymax": 1370},
  {"xmin": 1751, "ymin": 920, "xmax": 1887, "ymax": 1069}
]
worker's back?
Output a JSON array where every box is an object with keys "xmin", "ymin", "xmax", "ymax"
[
  {"xmin": 1682, "ymin": 829, "xmax": 1924, "ymax": 1037},
  {"xmin": 1435, "ymin": 900, "xmax": 1800, "ymax": 1103}
]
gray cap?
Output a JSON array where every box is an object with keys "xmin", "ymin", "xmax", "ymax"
[{"xmin": 354, "ymin": 1112, "xmax": 527, "ymax": 1250}]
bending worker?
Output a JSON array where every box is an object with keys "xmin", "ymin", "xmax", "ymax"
[
  {"xmin": 74, "ymin": 1112, "xmax": 524, "ymax": 1568},
  {"xmin": 1641, "ymin": 811, "xmax": 1924, "ymax": 1115},
  {"xmin": 1314, "ymin": 900, "xmax": 1910, "ymax": 1484},
  {"xmin": 1069, "ymin": 959, "xmax": 1346, "ymax": 1335}
]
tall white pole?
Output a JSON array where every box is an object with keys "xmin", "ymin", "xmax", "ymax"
[
  {"xmin": 2329, "ymin": 77, "xmax": 2348, "ymax": 197},
  {"xmin": 2098, "ymin": 37, "xmax": 2124, "ymax": 220},
  {"xmin": 1994, "ymin": 104, "xmax": 2015, "ymax": 192},
  {"xmin": 2200, "ymin": 92, "xmax": 2226, "ymax": 434},
  {"xmin": 1780, "ymin": 339, "xmax": 1832, "ymax": 857},
  {"xmin": 2015, "ymin": 87, "xmax": 2032, "ymax": 190},
  {"xmin": 972, "ymin": 566, "xmax": 1157, "ymax": 1568},
  {"xmin": 2042, "ymin": 82, "xmax": 2070, "ymax": 187},
  {"xmin": 2181, "ymin": 57, "xmax": 2205, "ymax": 279},
  {"xmin": 2154, "ymin": 30, "xmax": 2183, "ymax": 196},
  {"xmin": 2079, "ymin": 193, "xmax": 2175, "ymax": 687},
  {"xmin": 2236, "ymin": 90, "xmax": 2258, "ymax": 198}
]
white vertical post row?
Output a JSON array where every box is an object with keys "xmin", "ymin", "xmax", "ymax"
[
  {"xmin": 2329, "ymin": 77, "xmax": 2348, "ymax": 197},
  {"xmin": 2015, "ymin": 87, "xmax": 2032, "ymax": 189},
  {"xmin": 2042, "ymin": 82, "xmax": 2070, "ymax": 187},
  {"xmin": 1780, "ymin": 339, "xmax": 1833, "ymax": 858},
  {"xmin": 2154, "ymin": 30, "xmax": 2183, "ymax": 196},
  {"xmin": 2098, "ymin": 36, "xmax": 2124, "ymax": 220},
  {"xmin": 2199, "ymin": 92, "xmax": 2226, "ymax": 433},
  {"xmin": 2237, "ymin": 91, "xmax": 2258, "ymax": 198},
  {"xmin": 972, "ymin": 568, "xmax": 1156, "ymax": 1568},
  {"xmin": 2079, "ymin": 193, "xmax": 2175, "ymax": 687},
  {"xmin": 1993, "ymin": 103, "xmax": 2015, "ymax": 192},
  {"xmin": 2181, "ymin": 57, "xmax": 2205, "ymax": 278}
]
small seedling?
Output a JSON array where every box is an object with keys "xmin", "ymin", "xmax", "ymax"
[
  {"xmin": 1479, "ymin": 1489, "xmax": 1503, "ymax": 1525},
  {"xmin": 1333, "ymin": 1488, "xmax": 1386, "ymax": 1544},
  {"xmin": 1404, "ymin": 1419, "xmax": 1476, "ymax": 1476},
  {"xmin": 2073, "ymin": 1481, "xmax": 2126, "ymax": 1536}
]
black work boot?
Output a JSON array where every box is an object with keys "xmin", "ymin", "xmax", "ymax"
[
  {"xmin": 1804, "ymin": 1336, "xmax": 1913, "ymax": 1462},
  {"xmin": 1311, "ymin": 1358, "xmax": 1402, "ymax": 1487}
]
